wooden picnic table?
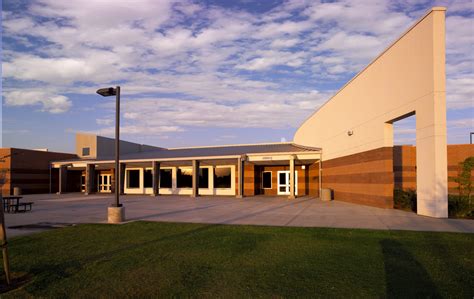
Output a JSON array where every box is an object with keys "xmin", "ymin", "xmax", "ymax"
[{"xmin": 2, "ymin": 196, "xmax": 33, "ymax": 213}]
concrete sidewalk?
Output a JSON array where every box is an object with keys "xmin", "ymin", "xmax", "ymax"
[{"xmin": 4, "ymin": 193, "xmax": 474, "ymax": 237}]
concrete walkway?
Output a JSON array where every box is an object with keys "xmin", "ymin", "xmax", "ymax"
[{"xmin": 4, "ymin": 193, "xmax": 474, "ymax": 236}]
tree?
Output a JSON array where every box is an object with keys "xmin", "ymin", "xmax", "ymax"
[
  {"xmin": 455, "ymin": 157, "xmax": 474, "ymax": 198},
  {"xmin": 0, "ymin": 156, "xmax": 11, "ymax": 285}
]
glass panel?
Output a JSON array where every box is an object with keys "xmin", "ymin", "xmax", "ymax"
[
  {"xmin": 262, "ymin": 172, "xmax": 272, "ymax": 189},
  {"xmin": 177, "ymin": 168, "xmax": 193, "ymax": 188},
  {"xmin": 82, "ymin": 147, "xmax": 90, "ymax": 156},
  {"xmin": 99, "ymin": 175, "xmax": 103, "ymax": 185},
  {"xmin": 279, "ymin": 172, "xmax": 286, "ymax": 184},
  {"xmin": 160, "ymin": 169, "xmax": 172, "ymax": 188},
  {"xmin": 214, "ymin": 167, "xmax": 231, "ymax": 188},
  {"xmin": 199, "ymin": 168, "xmax": 209, "ymax": 188},
  {"xmin": 127, "ymin": 170, "xmax": 140, "ymax": 188},
  {"xmin": 279, "ymin": 186, "xmax": 286, "ymax": 192},
  {"xmin": 104, "ymin": 175, "xmax": 108, "ymax": 185},
  {"xmin": 144, "ymin": 169, "xmax": 153, "ymax": 188}
]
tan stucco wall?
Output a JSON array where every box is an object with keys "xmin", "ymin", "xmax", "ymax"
[
  {"xmin": 294, "ymin": 8, "xmax": 448, "ymax": 218},
  {"xmin": 76, "ymin": 133, "xmax": 98, "ymax": 158},
  {"xmin": 75, "ymin": 133, "xmax": 164, "ymax": 159},
  {"xmin": 96, "ymin": 135, "xmax": 153, "ymax": 158}
]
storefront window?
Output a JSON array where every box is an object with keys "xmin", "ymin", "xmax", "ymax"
[
  {"xmin": 160, "ymin": 169, "xmax": 172, "ymax": 188},
  {"xmin": 214, "ymin": 167, "xmax": 231, "ymax": 188},
  {"xmin": 199, "ymin": 168, "xmax": 209, "ymax": 188},
  {"xmin": 127, "ymin": 170, "xmax": 140, "ymax": 188},
  {"xmin": 262, "ymin": 171, "xmax": 272, "ymax": 189},
  {"xmin": 144, "ymin": 169, "xmax": 153, "ymax": 188},
  {"xmin": 177, "ymin": 168, "xmax": 193, "ymax": 188}
]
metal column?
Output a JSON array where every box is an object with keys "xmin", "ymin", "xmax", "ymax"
[{"xmin": 192, "ymin": 160, "xmax": 199, "ymax": 198}]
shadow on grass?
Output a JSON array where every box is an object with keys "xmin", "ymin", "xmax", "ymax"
[
  {"xmin": 17, "ymin": 223, "xmax": 215, "ymax": 294},
  {"xmin": 381, "ymin": 239, "xmax": 440, "ymax": 298},
  {"xmin": 0, "ymin": 272, "xmax": 32, "ymax": 294},
  {"xmin": 126, "ymin": 204, "xmax": 221, "ymax": 221}
]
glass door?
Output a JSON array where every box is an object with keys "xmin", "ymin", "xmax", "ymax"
[
  {"xmin": 277, "ymin": 171, "xmax": 298, "ymax": 195},
  {"xmin": 98, "ymin": 174, "xmax": 112, "ymax": 193},
  {"xmin": 81, "ymin": 175, "xmax": 86, "ymax": 192}
]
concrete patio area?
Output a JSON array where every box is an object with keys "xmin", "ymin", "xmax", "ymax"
[{"xmin": 4, "ymin": 193, "xmax": 474, "ymax": 236}]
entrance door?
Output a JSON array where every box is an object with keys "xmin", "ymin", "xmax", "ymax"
[
  {"xmin": 98, "ymin": 174, "xmax": 112, "ymax": 193},
  {"xmin": 277, "ymin": 171, "xmax": 298, "ymax": 195},
  {"xmin": 81, "ymin": 175, "xmax": 86, "ymax": 192}
]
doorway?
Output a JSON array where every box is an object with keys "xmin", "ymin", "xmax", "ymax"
[
  {"xmin": 81, "ymin": 174, "xmax": 85, "ymax": 192},
  {"xmin": 98, "ymin": 174, "xmax": 112, "ymax": 193},
  {"xmin": 277, "ymin": 171, "xmax": 298, "ymax": 195}
]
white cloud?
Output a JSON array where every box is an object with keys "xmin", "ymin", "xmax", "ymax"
[
  {"xmin": 448, "ymin": 118, "xmax": 474, "ymax": 129},
  {"xmin": 237, "ymin": 50, "xmax": 306, "ymax": 71},
  {"xmin": 446, "ymin": 77, "xmax": 474, "ymax": 110},
  {"xmin": 92, "ymin": 89, "xmax": 329, "ymax": 136},
  {"xmin": 270, "ymin": 38, "xmax": 299, "ymax": 48},
  {"xmin": 1, "ymin": 0, "xmax": 472, "ymax": 150},
  {"xmin": 92, "ymin": 125, "xmax": 183, "ymax": 137},
  {"xmin": 3, "ymin": 55, "xmax": 117, "ymax": 84},
  {"xmin": 96, "ymin": 118, "xmax": 113, "ymax": 126},
  {"xmin": 3, "ymin": 90, "xmax": 72, "ymax": 113}
]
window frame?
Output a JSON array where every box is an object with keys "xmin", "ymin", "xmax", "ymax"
[
  {"xmin": 177, "ymin": 167, "xmax": 193, "ymax": 189},
  {"xmin": 199, "ymin": 167, "xmax": 210, "ymax": 189},
  {"xmin": 159, "ymin": 168, "xmax": 173, "ymax": 189},
  {"xmin": 82, "ymin": 147, "xmax": 90, "ymax": 156},
  {"xmin": 126, "ymin": 169, "xmax": 141, "ymax": 189},
  {"xmin": 214, "ymin": 167, "xmax": 232, "ymax": 189},
  {"xmin": 262, "ymin": 171, "xmax": 272, "ymax": 189},
  {"xmin": 143, "ymin": 169, "xmax": 153, "ymax": 188}
]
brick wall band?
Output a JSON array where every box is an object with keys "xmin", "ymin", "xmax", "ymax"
[
  {"xmin": 321, "ymin": 147, "xmax": 394, "ymax": 208},
  {"xmin": 1, "ymin": 148, "xmax": 77, "ymax": 195},
  {"xmin": 325, "ymin": 144, "xmax": 474, "ymax": 209},
  {"xmin": 322, "ymin": 156, "xmax": 394, "ymax": 208},
  {"xmin": 248, "ymin": 164, "xmax": 317, "ymax": 197},
  {"xmin": 394, "ymin": 144, "xmax": 474, "ymax": 194}
]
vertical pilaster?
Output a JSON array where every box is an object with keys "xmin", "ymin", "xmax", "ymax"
[
  {"xmin": 236, "ymin": 156, "xmax": 245, "ymax": 198},
  {"xmin": 58, "ymin": 165, "xmax": 67, "ymax": 194},
  {"xmin": 120, "ymin": 163, "xmax": 126, "ymax": 195},
  {"xmin": 289, "ymin": 156, "xmax": 295, "ymax": 199},
  {"xmin": 152, "ymin": 161, "xmax": 160, "ymax": 196},
  {"xmin": 85, "ymin": 164, "xmax": 96, "ymax": 195},
  {"xmin": 192, "ymin": 160, "xmax": 199, "ymax": 198},
  {"xmin": 416, "ymin": 8, "xmax": 448, "ymax": 218}
]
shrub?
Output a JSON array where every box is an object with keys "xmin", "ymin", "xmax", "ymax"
[
  {"xmin": 394, "ymin": 189, "xmax": 473, "ymax": 219},
  {"xmin": 393, "ymin": 189, "xmax": 417, "ymax": 212},
  {"xmin": 454, "ymin": 156, "xmax": 474, "ymax": 198},
  {"xmin": 448, "ymin": 194, "xmax": 474, "ymax": 219}
]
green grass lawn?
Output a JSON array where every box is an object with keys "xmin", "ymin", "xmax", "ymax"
[{"xmin": 1, "ymin": 222, "xmax": 473, "ymax": 298}]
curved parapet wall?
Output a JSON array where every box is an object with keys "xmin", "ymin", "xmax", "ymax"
[{"xmin": 294, "ymin": 7, "xmax": 448, "ymax": 218}]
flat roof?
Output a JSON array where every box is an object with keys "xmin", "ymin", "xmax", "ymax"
[{"xmin": 54, "ymin": 142, "xmax": 321, "ymax": 164}]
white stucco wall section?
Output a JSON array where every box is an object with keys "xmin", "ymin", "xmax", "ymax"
[{"xmin": 294, "ymin": 7, "xmax": 447, "ymax": 218}]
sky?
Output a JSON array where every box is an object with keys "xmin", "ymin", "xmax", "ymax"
[{"xmin": 1, "ymin": 0, "xmax": 473, "ymax": 153}]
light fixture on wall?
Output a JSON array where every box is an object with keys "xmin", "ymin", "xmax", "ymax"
[{"xmin": 347, "ymin": 130, "xmax": 354, "ymax": 136}]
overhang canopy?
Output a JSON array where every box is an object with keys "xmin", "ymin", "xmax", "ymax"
[{"xmin": 51, "ymin": 142, "xmax": 321, "ymax": 167}]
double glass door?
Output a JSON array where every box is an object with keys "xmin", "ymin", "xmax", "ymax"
[
  {"xmin": 98, "ymin": 174, "xmax": 112, "ymax": 193},
  {"xmin": 277, "ymin": 171, "xmax": 298, "ymax": 195}
]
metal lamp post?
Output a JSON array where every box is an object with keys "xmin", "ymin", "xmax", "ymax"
[{"xmin": 96, "ymin": 86, "xmax": 124, "ymax": 223}]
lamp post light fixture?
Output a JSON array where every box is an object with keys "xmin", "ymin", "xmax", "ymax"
[{"xmin": 96, "ymin": 86, "xmax": 125, "ymax": 223}]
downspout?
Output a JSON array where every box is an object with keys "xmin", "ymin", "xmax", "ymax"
[
  {"xmin": 49, "ymin": 163, "xmax": 52, "ymax": 194},
  {"xmin": 318, "ymin": 152, "xmax": 322, "ymax": 199}
]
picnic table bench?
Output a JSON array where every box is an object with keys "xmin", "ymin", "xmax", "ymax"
[{"xmin": 2, "ymin": 196, "xmax": 34, "ymax": 213}]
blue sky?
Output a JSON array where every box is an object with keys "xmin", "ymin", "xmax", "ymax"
[{"xmin": 1, "ymin": 0, "xmax": 473, "ymax": 153}]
